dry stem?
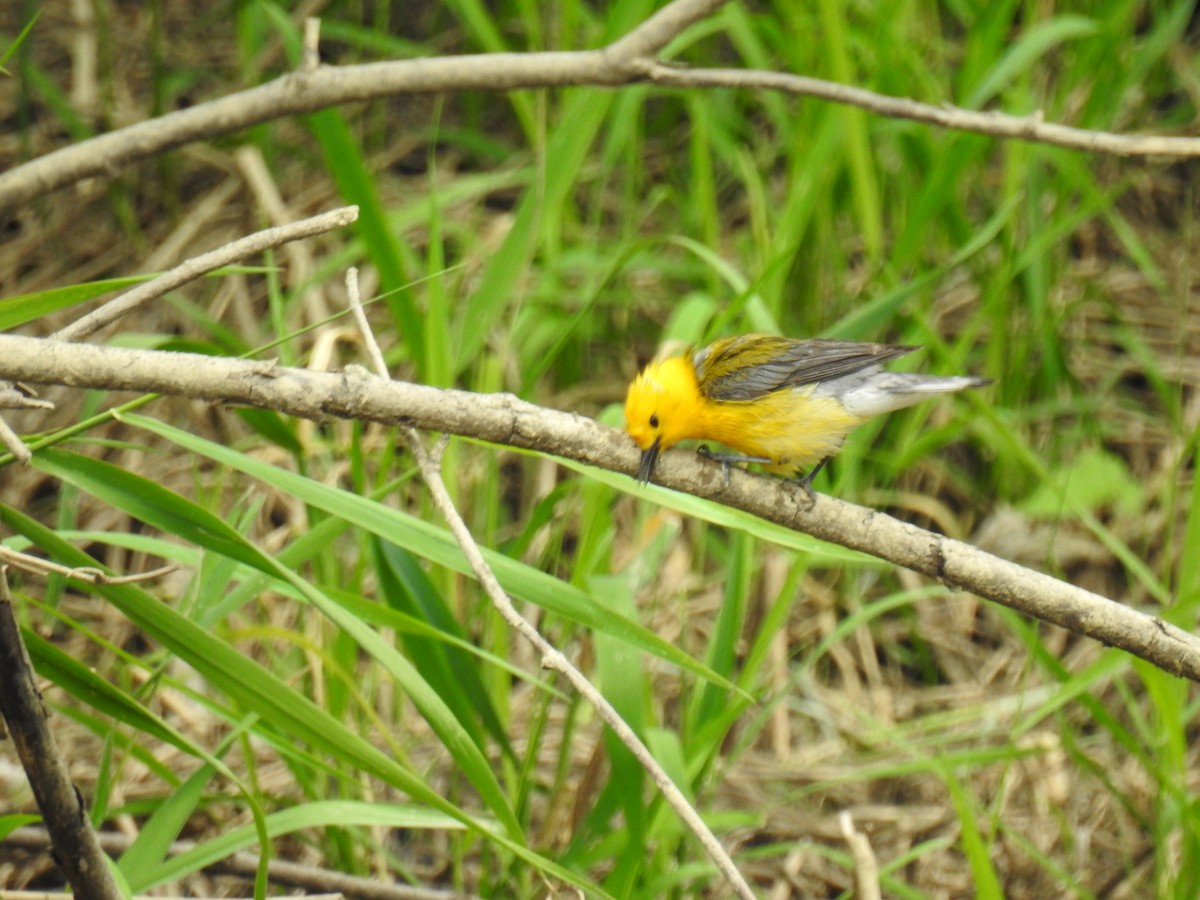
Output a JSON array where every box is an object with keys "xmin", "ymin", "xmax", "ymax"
[{"xmin": 4, "ymin": 827, "xmax": 469, "ymax": 900}]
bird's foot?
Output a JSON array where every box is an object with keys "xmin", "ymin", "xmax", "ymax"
[
  {"xmin": 697, "ymin": 445, "xmax": 772, "ymax": 486},
  {"xmin": 793, "ymin": 456, "xmax": 831, "ymax": 496}
]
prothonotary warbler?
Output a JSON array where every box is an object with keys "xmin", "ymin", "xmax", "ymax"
[{"xmin": 624, "ymin": 334, "xmax": 990, "ymax": 486}]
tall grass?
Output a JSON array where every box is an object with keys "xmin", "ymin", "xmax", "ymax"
[{"xmin": 2, "ymin": 0, "xmax": 1197, "ymax": 895}]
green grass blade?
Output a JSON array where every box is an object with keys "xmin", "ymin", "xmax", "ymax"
[
  {"xmin": 965, "ymin": 15, "xmax": 1098, "ymax": 109},
  {"xmin": 0, "ymin": 276, "xmax": 152, "ymax": 331},
  {"xmin": 2, "ymin": 502, "xmax": 601, "ymax": 893},
  {"xmin": 121, "ymin": 413, "xmax": 738, "ymax": 692},
  {"xmin": 30, "ymin": 447, "xmax": 524, "ymax": 842}
]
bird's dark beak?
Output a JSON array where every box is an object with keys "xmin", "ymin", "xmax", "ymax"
[{"xmin": 636, "ymin": 438, "xmax": 661, "ymax": 485}]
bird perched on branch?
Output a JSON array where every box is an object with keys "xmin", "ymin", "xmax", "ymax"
[{"xmin": 624, "ymin": 334, "xmax": 990, "ymax": 486}]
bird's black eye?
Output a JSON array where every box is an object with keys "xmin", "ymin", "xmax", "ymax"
[{"xmin": 649, "ymin": 414, "xmax": 659, "ymax": 429}]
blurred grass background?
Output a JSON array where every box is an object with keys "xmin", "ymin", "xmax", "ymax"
[{"xmin": 1, "ymin": 0, "xmax": 1199, "ymax": 896}]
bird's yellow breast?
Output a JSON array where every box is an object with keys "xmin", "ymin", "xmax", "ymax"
[{"xmin": 693, "ymin": 387, "xmax": 862, "ymax": 473}]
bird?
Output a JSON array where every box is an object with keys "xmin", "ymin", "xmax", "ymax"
[{"xmin": 624, "ymin": 333, "xmax": 990, "ymax": 486}]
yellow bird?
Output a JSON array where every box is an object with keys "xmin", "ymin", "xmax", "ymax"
[{"xmin": 624, "ymin": 334, "xmax": 989, "ymax": 486}]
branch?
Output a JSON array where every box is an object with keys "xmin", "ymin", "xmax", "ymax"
[
  {"xmin": 0, "ymin": 545, "xmax": 176, "ymax": 585},
  {"xmin": 0, "ymin": 333, "xmax": 1196, "ymax": 684},
  {"xmin": 0, "ymin": 206, "xmax": 357, "ymax": 467},
  {"xmin": 645, "ymin": 64, "xmax": 1200, "ymax": 157},
  {"xmin": 50, "ymin": 206, "xmax": 360, "ymax": 343},
  {"xmin": 0, "ymin": 569, "xmax": 122, "ymax": 900},
  {"xmin": 839, "ymin": 812, "xmax": 881, "ymax": 900},
  {"xmin": 411, "ymin": 431, "xmax": 756, "ymax": 899},
  {"xmin": 2, "ymin": 0, "xmax": 1196, "ymax": 211}
]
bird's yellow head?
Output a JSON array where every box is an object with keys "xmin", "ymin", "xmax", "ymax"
[{"xmin": 624, "ymin": 354, "xmax": 702, "ymax": 484}]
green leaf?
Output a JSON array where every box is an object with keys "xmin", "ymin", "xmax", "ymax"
[
  {"xmin": 24, "ymin": 629, "xmax": 205, "ymax": 757},
  {"xmin": 966, "ymin": 15, "xmax": 1099, "ymax": 109},
  {"xmin": 137, "ymin": 800, "xmax": 463, "ymax": 887},
  {"xmin": 0, "ymin": 11, "xmax": 41, "ymax": 72},
  {"xmin": 375, "ymin": 538, "xmax": 514, "ymax": 758},
  {"xmin": 559, "ymin": 456, "xmax": 875, "ymax": 565},
  {"xmin": 0, "ymin": 276, "xmax": 151, "ymax": 331}
]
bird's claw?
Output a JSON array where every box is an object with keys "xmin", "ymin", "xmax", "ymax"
[
  {"xmin": 696, "ymin": 445, "xmax": 733, "ymax": 486},
  {"xmin": 792, "ymin": 456, "xmax": 831, "ymax": 497}
]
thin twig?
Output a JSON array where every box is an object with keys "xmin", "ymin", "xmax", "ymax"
[
  {"xmin": 0, "ymin": 333, "xmax": 1197, "ymax": 684},
  {"xmin": 234, "ymin": 147, "xmax": 334, "ymax": 322},
  {"xmin": 344, "ymin": 268, "xmax": 756, "ymax": 897},
  {"xmin": 0, "ymin": 211, "xmax": 360, "ymax": 458},
  {"xmin": 0, "ymin": 207, "xmax": 355, "ymax": 471},
  {"xmin": 345, "ymin": 267, "xmax": 389, "ymax": 376},
  {"xmin": 603, "ymin": 0, "xmax": 725, "ymax": 63},
  {"xmin": 645, "ymin": 63, "xmax": 1200, "ymax": 157},
  {"xmin": 0, "ymin": 546, "xmax": 176, "ymax": 585},
  {"xmin": 2, "ymin": 0, "xmax": 1196, "ymax": 211},
  {"xmin": 404, "ymin": 431, "xmax": 757, "ymax": 900},
  {"xmin": 302, "ymin": 17, "xmax": 321, "ymax": 73},
  {"xmin": 0, "ymin": 415, "xmax": 32, "ymax": 464},
  {"xmin": 0, "ymin": 369, "xmax": 55, "ymax": 464},
  {"xmin": 51, "ymin": 206, "xmax": 360, "ymax": 343},
  {"xmin": 0, "ymin": 388, "xmax": 54, "ymax": 411}
]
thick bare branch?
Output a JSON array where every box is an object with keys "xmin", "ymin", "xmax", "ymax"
[
  {"xmin": 2, "ymin": 0, "xmax": 1197, "ymax": 211},
  {"xmin": 0, "ymin": 52, "xmax": 607, "ymax": 211},
  {"xmin": 0, "ymin": 334, "xmax": 1195, "ymax": 684}
]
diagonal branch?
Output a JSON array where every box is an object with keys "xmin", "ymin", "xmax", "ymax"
[
  {"xmin": 0, "ymin": 333, "xmax": 1196, "ymax": 684},
  {"xmin": 407, "ymin": 429, "xmax": 756, "ymax": 900},
  {"xmin": 2, "ymin": 0, "xmax": 1197, "ymax": 211},
  {"xmin": 0, "ymin": 206, "xmax": 359, "ymax": 465}
]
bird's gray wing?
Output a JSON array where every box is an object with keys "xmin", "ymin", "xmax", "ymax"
[{"xmin": 695, "ymin": 336, "xmax": 916, "ymax": 402}]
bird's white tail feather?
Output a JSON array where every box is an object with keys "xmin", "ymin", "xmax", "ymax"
[{"xmin": 839, "ymin": 373, "xmax": 988, "ymax": 417}]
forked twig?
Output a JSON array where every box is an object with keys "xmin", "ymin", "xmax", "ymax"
[{"xmin": 0, "ymin": 206, "xmax": 359, "ymax": 464}]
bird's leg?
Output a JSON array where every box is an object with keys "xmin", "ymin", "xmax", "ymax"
[
  {"xmin": 696, "ymin": 445, "xmax": 773, "ymax": 466},
  {"xmin": 795, "ymin": 456, "xmax": 831, "ymax": 492},
  {"xmin": 696, "ymin": 445, "xmax": 772, "ymax": 485}
]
